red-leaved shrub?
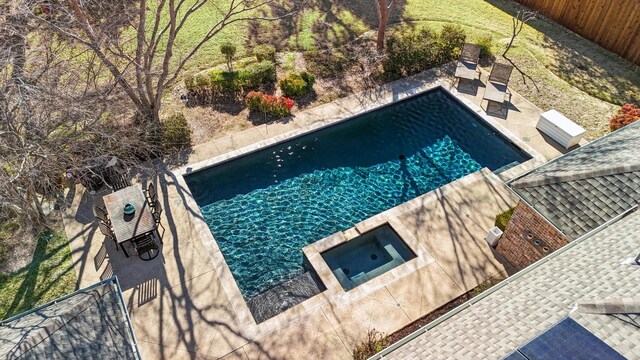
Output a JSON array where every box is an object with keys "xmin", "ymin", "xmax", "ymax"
[
  {"xmin": 610, "ymin": 103, "xmax": 640, "ymax": 131},
  {"xmin": 246, "ymin": 91, "xmax": 295, "ymax": 118}
]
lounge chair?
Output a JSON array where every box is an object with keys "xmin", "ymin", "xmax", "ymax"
[
  {"xmin": 483, "ymin": 63, "xmax": 513, "ymax": 111},
  {"xmin": 454, "ymin": 43, "xmax": 481, "ymax": 83}
]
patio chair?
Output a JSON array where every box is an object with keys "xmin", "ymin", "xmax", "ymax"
[
  {"xmin": 93, "ymin": 205, "xmax": 111, "ymax": 226},
  {"xmin": 145, "ymin": 182, "xmax": 157, "ymax": 206},
  {"xmin": 133, "ymin": 233, "xmax": 159, "ymax": 261},
  {"xmin": 152, "ymin": 199, "xmax": 164, "ymax": 243},
  {"xmin": 110, "ymin": 173, "xmax": 131, "ymax": 191},
  {"xmin": 483, "ymin": 62, "xmax": 513, "ymax": 111},
  {"xmin": 98, "ymin": 222, "xmax": 119, "ymax": 252},
  {"xmin": 454, "ymin": 43, "xmax": 481, "ymax": 83}
]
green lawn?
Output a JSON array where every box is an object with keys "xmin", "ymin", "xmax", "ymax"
[
  {"xmin": 173, "ymin": 0, "xmax": 639, "ymax": 137},
  {"xmin": 0, "ymin": 229, "xmax": 76, "ymax": 321}
]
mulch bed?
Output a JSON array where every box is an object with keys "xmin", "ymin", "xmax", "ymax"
[{"xmin": 386, "ymin": 292, "xmax": 472, "ymax": 344}]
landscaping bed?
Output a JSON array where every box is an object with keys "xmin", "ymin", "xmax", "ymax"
[{"xmin": 167, "ymin": 0, "xmax": 639, "ymax": 144}]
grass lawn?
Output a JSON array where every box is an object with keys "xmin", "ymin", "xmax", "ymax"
[
  {"xmin": 173, "ymin": 0, "xmax": 639, "ymax": 138},
  {"xmin": 0, "ymin": 229, "xmax": 76, "ymax": 321}
]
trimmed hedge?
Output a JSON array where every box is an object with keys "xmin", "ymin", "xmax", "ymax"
[
  {"xmin": 209, "ymin": 70, "xmax": 241, "ymax": 95},
  {"xmin": 279, "ymin": 71, "xmax": 315, "ymax": 97},
  {"xmin": 239, "ymin": 61, "xmax": 277, "ymax": 90},
  {"xmin": 383, "ymin": 25, "xmax": 466, "ymax": 79},
  {"xmin": 185, "ymin": 61, "xmax": 276, "ymax": 99}
]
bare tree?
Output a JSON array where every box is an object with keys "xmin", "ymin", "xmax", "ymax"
[
  {"xmin": 374, "ymin": 0, "xmax": 399, "ymax": 52},
  {"xmin": 502, "ymin": 10, "xmax": 537, "ymax": 58},
  {"xmin": 28, "ymin": 0, "xmax": 298, "ymax": 126},
  {"xmin": 1, "ymin": 2, "xmax": 159, "ymax": 226}
]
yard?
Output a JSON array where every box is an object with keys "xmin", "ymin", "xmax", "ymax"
[
  {"xmin": 1, "ymin": 0, "xmax": 638, "ymax": 332},
  {"xmin": 0, "ymin": 228, "xmax": 76, "ymax": 321},
  {"xmin": 161, "ymin": 0, "xmax": 639, "ymax": 142}
]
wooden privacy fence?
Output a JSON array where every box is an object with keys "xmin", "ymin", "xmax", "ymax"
[{"xmin": 513, "ymin": 0, "xmax": 640, "ymax": 65}]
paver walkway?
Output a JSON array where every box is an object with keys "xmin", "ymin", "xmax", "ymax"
[{"xmin": 63, "ymin": 65, "xmax": 575, "ymax": 359}]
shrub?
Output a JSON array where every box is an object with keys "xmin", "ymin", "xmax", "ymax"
[
  {"xmin": 254, "ymin": 44, "xmax": 276, "ymax": 62},
  {"xmin": 239, "ymin": 61, "xmax": 276, "ymax": 90},
  {"xmin": 161, "ymin": 113, "xmax": 192, "ymax": 152},
  {"xmin": 383, "ymin": 27, "xmax": 438, "ymax": 79},
  {"xmin": 474, "ymin": 34, "xmax": 494, "ymax": 61},
  {"xmin": 184, "ymin": 73, "xmax": 211, "ymax": 102},
  {"xmin": 209, "ymin": 69, "xmax": 241, "ymax": 95},
  {"xmin": 300, "ymin": 71, "xmax": 315, "ymax": 86},
  {"xmin": 279, "ymin": 71, "xmax": 315, "ymax": 97},
  {"xmin": 610, "ymin": 103, "xmax": 640, "ymax": 131},
  {"xmin": 184, "ymin": 75, "xmax": 195, "ymax": 91},
  {"xmin": 246, "ymin": 91, "xmax": 264, "ymax": 111},
  {"xmin": 436, "ymin": 24, "xmax": 466, "ymax": 62},
  {"xmin": 383, "ymin": 25, "xmax": 467, "ymax": 79},
  {"xmin": 302, "ymin": 49, "xmax": 353, "ymax": 78},
  {"xmin": 352, "ymin": 329, "xmax": 390, "ymax": 360},
  {"xmin": 495, "ymin": 207, "xmax": 516, "ymax": 231},
  {"xmin": 220, "ymin": 41, "xmax": 237, "ymax": 71},
  {"xmin": 184, "ymin": 73, "xmax": 209, "ymax": 92},
  {"xmin": 246, "ymin": 91, "xmax": 295, "ymax": 118}
]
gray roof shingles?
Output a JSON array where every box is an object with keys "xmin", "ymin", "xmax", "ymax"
[
  {"xmin": 0, "ymin": 279, "xmax": 138, "ymax": 360},
  {"xmin": 386, "ymin": 209, "xmax": 640, "ymax": 359},
  {"xmin": 510, "ymin": 121, "xmax": 640, "ymax": 239}
]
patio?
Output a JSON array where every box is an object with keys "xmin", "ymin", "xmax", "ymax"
[{"xmin": 62, "ymin": 65, "xmax": 579, "ymax": 359}]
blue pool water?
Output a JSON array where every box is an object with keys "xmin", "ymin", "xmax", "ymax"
[{"xmin": 185, "ymin": 88, "xmax": 530, "ymax": 299}]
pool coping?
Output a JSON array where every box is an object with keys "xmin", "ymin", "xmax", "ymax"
[
  {"xmin": 174, "ymin": 82, "xmax": 547, "ymax": 339},
  {"xmin": 302, "ymin": 213, "xmax": 436, "ymax": 310}
]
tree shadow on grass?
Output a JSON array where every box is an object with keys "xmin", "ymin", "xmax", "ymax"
[
  {"xmin": 246, "ymin": 0, "xmax": 406, "ymax": 51},
  {"xmin": 484, "ymin": 0, "xmax": 640, "ymax": 105},
  {"xmin": 1, "ymin": 230, "xmax": 75, "ymax": 320}
]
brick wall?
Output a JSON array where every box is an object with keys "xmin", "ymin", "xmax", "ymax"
[{"xmin": 496, "ymin": 201, "xmax": 568, "ymax": 271}]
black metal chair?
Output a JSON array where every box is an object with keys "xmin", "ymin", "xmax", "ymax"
[
  {"xmin": 152, "ymin": 199, "xmax": 164, "ymax": 243},
  {"xmin": 93, "ymin": 205, "xmax": 111, "ymax": 226},
  {"xmin": 145, "ymin": 182, "xmax": 158, "ymax": 205},
  {"xmin": 110, "ymin": 173, "xmax": 131, "ymax": 191},
  {"xmin": 133, "ymin": 233, "xmax": 159, "ymax": 261},
  {"xmin": 98, "ymin": 222, "xmax": 119, "ymax": 252}
]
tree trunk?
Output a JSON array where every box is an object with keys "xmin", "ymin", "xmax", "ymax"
[
  {"xmin": 376, "ymin": 12, "xmax": 388, "ymax": 52},
  {"xmin": 375, "ymin": 0, "xmax": 398, "ymax": 53}
]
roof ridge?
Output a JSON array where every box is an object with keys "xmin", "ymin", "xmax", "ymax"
[
  {"xmin": 577, "ymin": 295, "xmax": 640, "ymax": 314},
  {"xmin": 511, "ymin": 163, "xmax": 640, "ymax": 189}
]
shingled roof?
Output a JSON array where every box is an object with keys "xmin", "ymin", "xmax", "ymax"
[
  {"xmin": 509, "ymin": 121, "xmax": 640, "ymax": 239},
  {"xmin": 384, "ymin": 208, "xmax": 640, "ymax": 359},
  {"xmin": 0, "ymin": 277, "xmax": 139, "ymax": 359}
]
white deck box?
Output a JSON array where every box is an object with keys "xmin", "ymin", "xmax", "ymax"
[
  {"xmin": 536, "ymin": 110, "xmax": 586, "ymax": 149},
  {"xmin": 486, "ymin": 227, "xmax": 503, "ymax": 247}
]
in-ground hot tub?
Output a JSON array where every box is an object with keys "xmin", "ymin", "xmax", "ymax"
[{"xmin": 321, "ymin": 225, "xmax": 416, "ymax": 291}]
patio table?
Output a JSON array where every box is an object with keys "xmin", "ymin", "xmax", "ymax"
[{"xmin": 102, "ymin": 185, "xmax": 156, "ymax": 257}]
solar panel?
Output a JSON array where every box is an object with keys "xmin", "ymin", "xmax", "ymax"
[
  {"xmin": 502, "ymin": 350, "xmax": 529, "ymax": 360},
  {"xmin": 502, "ymin": 317, "xmax": 626, "ymax": 360}
]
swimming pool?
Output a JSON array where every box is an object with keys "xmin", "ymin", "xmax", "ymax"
[{"xmin": 185, "ymin": 87, "xmax": 530, "ymax": 302}]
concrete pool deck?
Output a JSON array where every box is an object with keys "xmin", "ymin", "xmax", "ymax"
[{"xmin": 62, "ymin": 65, "xmax": 579, "ymax": 359}]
